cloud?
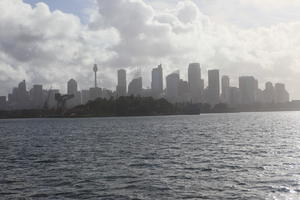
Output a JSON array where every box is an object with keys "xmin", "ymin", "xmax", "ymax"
[
  {"xmin": 0, "ymin": 0, "xmax": 300, "ymax": 99},
  {"xmin": 92, "ymin": 0, "xmax": 300, "ymax": 98},
  {"xmin": 0, "ymin": 0, "xmax": 119, "ymax": 94}
]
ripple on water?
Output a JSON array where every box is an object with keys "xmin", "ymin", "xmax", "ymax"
[{"xmin": 0, "ymin": 112, "xmax": 300, "ymax": 199}]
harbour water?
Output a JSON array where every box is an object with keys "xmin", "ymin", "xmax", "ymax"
[{"xmin": 1, "ymin": 112, "xmax": 300, "ymax": 199}]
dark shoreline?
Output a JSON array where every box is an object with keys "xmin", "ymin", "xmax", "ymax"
[
  {"xmin": 1, "ymin": 109, "xmax": 300, "ymax": 120},
  {"xmin": 1, "ymin": 96, "xmax": 300, "ymax": 120}
]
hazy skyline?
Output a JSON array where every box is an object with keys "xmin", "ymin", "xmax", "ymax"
[{"xmin": 1, "ymin": 0, "xmax": 300, "ymax": 99}]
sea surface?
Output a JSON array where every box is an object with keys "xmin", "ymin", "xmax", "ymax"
[{"xmin": 1, "ymin": 112, "xmax": 300, "ymax": 200}]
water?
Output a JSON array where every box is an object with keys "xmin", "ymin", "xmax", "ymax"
[{"xmin": 1, "ymin": 112, "xmax": 300, "ymax": 200}]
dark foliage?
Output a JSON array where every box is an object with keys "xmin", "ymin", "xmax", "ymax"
[{"xmin": 68, "ymin": 96, "xmax": 180, "ymax": 117}]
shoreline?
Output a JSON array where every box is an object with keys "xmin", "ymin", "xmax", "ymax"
[{"xmin": 1, "ymin": 109, "xmax": 300, "ymax": 120}]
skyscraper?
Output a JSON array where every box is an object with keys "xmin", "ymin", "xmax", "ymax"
[
  {"xmin": 221, "ymin": 76, "xmax": 230, "ymax": 104},
  {"xmin": 206, "ymin": 69, "xmax": 220, "ymax": 105},
  {"xmin": 81, "ymin": 90, "xmax": 90, "ymax": 105},
  {"xmin": 151, "ymin": 64, "xmax": 163, "ymax": 97},
  {"xmin": 178, "ymin": 79, "xmax": 189, "ymax": 103},
  {"xmin": 228, "ymin": 87, "xmax": 241, "ymax": 107},
  {"xmin": 274, "ymin": 83, "xmax": 289, "ymax": 103},
  {"xmin": 67, "ymin": 79, "xmax": 81, "ymax": 107},
  {"xmin": 0, "ymin": 96, "xmax": 6, "ymax": 110},
  {"xmin": 68, "ymin": 79, "xmax": 78, "ymax": 95},
  {"xmin": 102, "ymin": 88, "xmax": 114, "ymax": 99},
  {"xmin": 188, "ymin": 63, "xmax": 203, "ymax": 103},
  {"xmin": 239, "ymin": 76, "xmax": 257, "ymax": 105},
  {"xmin": 166, "ymin": 71, "xmax": 180, "ymax": 103},
  {"xmin": 48, "ymin": 89, "xmax": 60, "ymax": 109},
  {"xmin": 14, "ymin": 80, "xmax": 30, "ymax": 109},
  {"xmin": 89, "ymin": 87, "xmax": 102, "ymax": 101},
  {"xmin": 128, "ymin": 77, "xmax": 142, "ymax": 96},
  {"xmin": 116, "ymin": 69, "xmax": 127, "ymax": 97},
  {"xmin": 30, "ymin": 84, "xmax": 43, "ymax": 108},
  {"xmin": 263, "ymin": 82, "xmax": 275, "ymax": 104}
]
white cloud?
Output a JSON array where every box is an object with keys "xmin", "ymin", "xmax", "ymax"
[
  {"xmin": 0, "ymin": 0, "xmax": 119, "ymax": 94},
  {"xmin": 0, "ymin": 0, "xmax": 300, "ymax": 99}
]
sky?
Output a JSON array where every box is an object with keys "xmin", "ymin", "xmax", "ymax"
[{"xmin": 1, "ymin": 0, "xmax": 300, "ymax": 99}]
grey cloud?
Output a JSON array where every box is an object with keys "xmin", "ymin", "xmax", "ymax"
[{"xmin": 0, "ymin": 0, "xmax": 300, "ymax": 99}]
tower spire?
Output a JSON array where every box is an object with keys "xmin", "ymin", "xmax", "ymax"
[{"xmin": 93, "ymin": 64, "xmax": 98, "ymax": 88}]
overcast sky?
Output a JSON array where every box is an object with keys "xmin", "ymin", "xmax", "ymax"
[{"xmin": 1, "ymin": 0, "xmax": 300, "ymax": 99}]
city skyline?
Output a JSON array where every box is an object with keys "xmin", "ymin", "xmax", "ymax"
[
  {"xmin": 2, "ymin": 2, "xmax": 300, "ymax": 200},
  {"xmin": 1, "ymin": 0, "xmax": 300, "ymax": 100},
  {"xmin": 0, "ymin": 63, "xmax": 291, "ymax": 110}
]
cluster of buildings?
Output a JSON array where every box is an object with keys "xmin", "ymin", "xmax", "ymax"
[{"xmin": 0, "ymin": 63, "xmax": 290, "ymax": 110}]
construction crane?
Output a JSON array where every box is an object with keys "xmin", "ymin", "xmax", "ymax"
[{"xmin": 55, "ymin": 93, "xmax": 74, "ymax": 114}]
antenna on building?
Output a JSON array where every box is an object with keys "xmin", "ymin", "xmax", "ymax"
[{"xmin": 93, "ymin": 64, "xmax": 98, "ymax": 88}]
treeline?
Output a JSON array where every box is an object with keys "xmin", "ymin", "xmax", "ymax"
[
  {"xmin": 2, "ymin": 95, "xmax": 300, "ymax": 119},
  {"xmin": 68, "ymin": 96, "xmax": 194, "ymax": 117},
  {"xmin": 0, "ymin": 96, "xmax": 234, "ymax": 119},
  {"xmin": 66, "ymin": 96, "xmax": 233, "ymax": 117}
]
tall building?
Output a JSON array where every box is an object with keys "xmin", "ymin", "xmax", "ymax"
[
  {"xmin": 81, "ymin": 90, "xmax": 90, "ymax": 105},
  {"xmin": 239, "ymin": 76, "xmax": 257, "ymax": 105},
  {"xmin": 178, "ymin": 79, "xmax": 189, "ymax": 103},
  {"xmin": 166, "ymin": 71, "xmax": 180, "ymax": 103},
  {"xmin": 256, "ymin": 89, "xmax": 264, "ymax": 103},
  {"xmin": 103, "ymin": 88, "xmax": 113, "ymax": 99},
  {"xmin": 67, "ymin": 79, "xmax": 81, "ymax": 107},
  {"xmin": 116, "ymin": 69, "xmax": 127, "ymax": 97},
  {"xmin": 89, "ymin": 87, "xmax": 102, "ymax": 101},
  {"xmin": 128, "ymin": 77, "xmax": 143, "ymax": 96},
  {"xmin": 206, "ymin": 69, "xmax": 220, "ymax": 105},
  {"xmin": 30, "ymin": 84, "xmax": 43, "ymax": 108},
  {"xmin": 274, "ymin": 83, "xmax": 289, "ymax": 103},
  {"xmin": 228, "ymin": 87, "xmax": 241, "ymax": 107},
  {"xmin": 151, "ymin": 64, "xmax": 163, "ymax": 97},
  {"xmin": 263, "ymin": 82, "xmax": 275, "ymax": 104},
  {"xmin": 0, "ymin": 96, "xmax": 6, "ymax": 110},
  {"xmin": 221, "ymin": 76, "xmax": 230, "ymax": 104},
  {"xmin": 9, "ymin": 80, "xmax": 30, "ymax": 109},
  {"xmin": 67, "ymin": 79, "xmax": 78, "ymax": 95},
  {"xmin": 48, "ymin": 89, "xmax": 60, "ymax": 109},
  {"xmin": 188, "ymin": 63, "xmax": 203, "ymax": 103}
]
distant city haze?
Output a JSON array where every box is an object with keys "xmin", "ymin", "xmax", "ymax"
[
  {"xmin": 1, "ymin": 0, "xmax": 300, "ymax": 99},
  {"xmin": 0, "ymin": 63, "xmax": 290, "ymax": 111}
]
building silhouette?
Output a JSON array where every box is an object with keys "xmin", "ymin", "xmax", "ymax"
[
  {"xmin": 0, "ymin": 63, "xmax": 293, "ymax": 111},
  {"xmin": 30, "ymin": 84, "xmax": 43, "ymax": 108},
  {"xmin": 67, "ymin": 79, "xmax": 81, "ymax": 107},
  {"xmin": 93, "ymin": 64, "xmax": 98, "ymax": 88},
  {"xmin": 166, "ymin": 71, "xmax": 180, "ymax": 103},
  {"xmin": 48, "ymin": 89, "xmax": 60, "ymax": 109},
  {"xmin": 67, "ymin": 79, "xmax": 78, "ymax": 95},
  {"xmin": 228, "ymin": 87, "xmax": 241, "ymax": 107},
  {"xmin": 263, "ymin": 82, "xmax": 275, "ymax": 104},
  {"xmin": 239, "ymin": 76, "xmax": 257, "ymax": 105},
  {"xmin": 116, "ymin": 69, "xmax": 127, "ymax": 97},
  {"xmin": 274, "ymin": 83, "xmax": 289, "ymax": 103},
  {"xmin": 89, "ymin": 87, "xmax": 102, "ymax": 101},
  {"xmin": 81, "ymin": 90, "xmax": 90, "ymax": 105},
  {"xmin": 128, "ymin": 77, "xmax": 142, "ymax": 96},
  {"xmin": 205, "ymin": 69, "xmax": 220, "ymax": 105},
  {"xmin": 188, "ymin": 63, "xmax": 203, "ymax": 103},
  {"xmin": 221, "ymin": 76, "xmax": 230, "ymax": 104},
  {"xmin": 151, "ymin": 64, "xmax": 163, "ymax": 98},
  {"xmin": 0, "ymin": 96, "xmax": 6, "ymax": 110},
  {"xmin": 178, "ymin": 79, "xmax": 190, "ymax": 103}
]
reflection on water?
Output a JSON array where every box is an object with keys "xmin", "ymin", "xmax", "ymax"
[{"xmin": 1, "ymin": 112, "xmax": 300, "ymax": 199}]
